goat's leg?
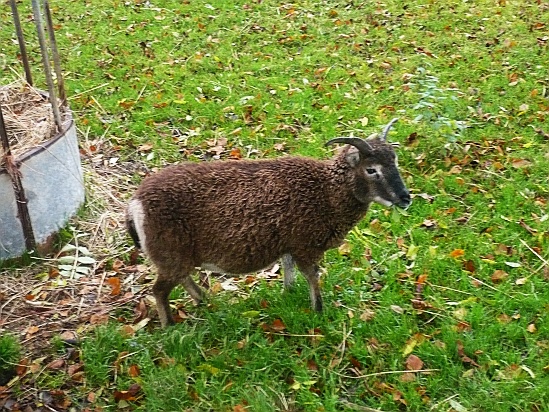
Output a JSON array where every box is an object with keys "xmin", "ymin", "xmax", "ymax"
[
  {"xmin": 152, "ymin": 276, "xmax": 179, "ymax": 327},
  {"xmin": 181, "ymin": 275, "xmax": 205, "ymax": 304},
  {"xmin": 281, "ymin": 254, "xmax": 296, "ymax": 290},
  {"xmin": 297, "ymin": 263, "xmax": 323, "ymax": 312}
]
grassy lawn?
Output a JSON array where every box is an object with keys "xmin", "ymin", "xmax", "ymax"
[{"xmin": 1, "ymin": 0, "xmax": 548, "ymax": 410}]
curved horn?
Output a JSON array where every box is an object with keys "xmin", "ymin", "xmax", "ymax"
[
  {"xmin": 379, "ymin": 117, "xmax": 399, "ymax": 141},
  {"xmin": 325, "ymin": 137, "xmax": 373, "ymax": 154}
]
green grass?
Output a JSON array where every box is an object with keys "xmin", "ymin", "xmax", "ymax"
[
  {"xmin": 0, "ymin": 334, "xmax": 21, "ymax": 386},
  {"xmin": 1, "ymin": 0, "xmax": 549, "ymax": 410}
]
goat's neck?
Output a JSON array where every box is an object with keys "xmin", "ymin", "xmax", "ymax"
[{"xmin": 327, "ymin": 157, "xmax": 370, "ymax": 223}]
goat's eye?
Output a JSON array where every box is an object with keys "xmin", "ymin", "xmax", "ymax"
[{"xmin": 366, "ymin": 168, "xmax": 377, "ymax": 175}]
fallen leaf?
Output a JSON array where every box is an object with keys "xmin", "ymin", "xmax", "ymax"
[
  {"xmin": 271, "ymin": 319, "xmax": 286, "ymax": 332},
  {"xmin": 68, "ymin": 363, "xmax": 84, "ymax": 377},
  {"xmin": 221, "ymin": 279, "xmax": 238, "ymax": 291},
  {"xmin": 519, "ymin": 219, "xmax": 537, "ymax": 235},
  {"xmin": 421, "ymin": 219, "xmax": 437, "ymax": 228},
  {"xmin": 400, "ymin": 372, "xmax": 416, "ymax": 382},
  {"xmin": 456, "ymin": 321, "xmax": 471, "ymax": 333},
  {"xmin": 128, "ymin": 364, "xmax": 140, "ymax": 377},
  {"xmin": 90, "ymin": 313, "xmax": 109, "ymax": 325},
  {"xmin": 515, "ymin": 277, "xmax": 528, "ymax": 285},
  {"xmin": 47, "ymin": 359, "xmax": 65, "ymax": 370},
  {"xmin": 359, "ymin": 309, "xmax": 375, "ymax": 322},
  {"xmin": 463, "ymin": 260, "xmax": 475, "ymax": 273},
  {"xmin": 307, "ymin": 359, "xmax": 319, "ymax": 371},
  {"xmin": 496, "ymin": 313, "xmax": 512, "ymax": 324},
  {"xmin": 457, "ymin": 340, "xmax": 480, "ymax": 367},
  {"xmin": 349, "ymin": 356, "xmax": 362, "ymax": 369},
  {"xmin": 491, "ymin": 270, "xmax": 509, "ymax": 283},
  {"xmin": 26, "ymin": 325, "xmax": 40, "ymax": 335},
  {"xmin": 338, "ymin": 240, "xmax": 352, "ymax": 256},
  {"xmin": 453, "ymin": 307, "xmax": 468, "ymax": 321},
  {"xmin": 87, "ymin": 391, "xmax": 97, "ymax": 403},
  {"xmin": 113, "ymin": 383, "xmax": 141, "ymax": 402},
  {"xmin": 134, "ymin": 299, "xmax": 148, "ymax": 323},
  {"xmin": 137, "ymin": 142, "xmax": 153, "ymax": 152},
  {"xmin": 229, "ymin": 147, "xmax": 242, "ymax": 159},
  {"xmin": 241, "ymin": 310, "xmax": 260, "ymax": 318},
  {"xmin": 449, "ymin": 399, "xmax": 469, "ymax": 412},
  {"xmin": 511, "ymin": 158, "xmax": 531, "ymax": 168},
  {"xmin": 391, "ymin": 305, "xmax": 404, "ymax": 314},
  {"xmin": 106, "ymin": 277, "xmax": 121, "ymax": 296},
  {"xmin": 449, "ymin": 249, "xmax": 465, "ymax": 259},
  {"xmin": 527, "ymin": 324, "xmax": 537, "ymax": 333},
  {"xmin": 120, "ymin": 324, "xmax": 135, "ymax": 337}
]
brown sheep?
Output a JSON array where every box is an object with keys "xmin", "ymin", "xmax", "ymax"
[{"xmin": 127, "ymin": 118, "xmax": 411, "ymax": 327}]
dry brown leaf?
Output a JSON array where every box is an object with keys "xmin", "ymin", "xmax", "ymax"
[
  {"xmin": 400, "ymin": 372, "xmax": 416, "ymax": 382},
  {"xmin": 271, "ymin": 319, "xmax": 286, "ymax": 332},
  {"xmin": 47, "ymin": 359, "xmax": 65, "ymax": 370},
  {"xmin": 421, "ymin": 219, "xmax": 437, "ymax": 228},
  {"xmin": 491, "ymin": 270, "xmax": 509, "ymax": 283},
  {"xmin": 113, "ymin": 383, "xmax": 141, "ymax": 402},
  {"xmin": 456, "ymin": 321, "xmax": 471, "ymax": 333},
  {"xmin": 360, "ymin": 309, "xmax": 376, "ymax": 322},
  {"xmin": 463, "ymin": 259, "xmax": 476, "ymax": 273},
  {"xmin": 457, "ymin": 340, "xmax": 480, "ymax": 367},
  {"xmin": 233, "ymin": 405, "xmax": 247, "ymax": 412},
  {"xmin": 106, "ymin": 277, "xmax": 121, "ymax": 296},
  {"xmin": 307, "ymin": 359, "xmax": 319, "ymax": 371},
  {"xmin": 90, "ymin": 313, "xmax": 110, "ymax": 325},
  {"xmin": 497, "ymin": 313, "xmax": 512, "ymax": 324},
  {"xmin": 405, "ymin": 354, "xmax": 424, "ymax": 371},
  {"xmin": 68, "ymin": 363, "xmax": 84, "ymax": 377},
  {"xmin": 229, "ymin": 147, "xmax": 242, "ymax": 159},
  {"xmin": 128, "ymin": 364, "xmax": 140, "ymax": 377},
  {"xmin": 511, "ymin": 158, "xmax": 531, "ymax": 168}
]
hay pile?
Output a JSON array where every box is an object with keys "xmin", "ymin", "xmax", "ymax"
[{"xmin": 0, "ymin": 81, "xmax": 58, "ymax": 164}]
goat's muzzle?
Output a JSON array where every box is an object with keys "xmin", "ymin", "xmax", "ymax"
[{"xmin": 396, "ymin": 193, "xmax": 412, "ymax": 210}]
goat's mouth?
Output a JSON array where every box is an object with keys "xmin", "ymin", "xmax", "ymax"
[
  {"xmin": 373, "ymin": 194, "xmax": 412, "ymax": 210},
  {"xmin": 395, "ymin": 194, "xmax": 412, "ymax": 210}
]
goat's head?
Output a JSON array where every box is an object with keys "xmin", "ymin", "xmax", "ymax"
[{"xmin": 326, "ymin": 118, "xmax": 411, "ymax": 209}]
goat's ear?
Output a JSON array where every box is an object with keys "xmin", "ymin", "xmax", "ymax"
[{"xmin": 345, "ymin": 146, "xmax": 361, "ymax": 167}]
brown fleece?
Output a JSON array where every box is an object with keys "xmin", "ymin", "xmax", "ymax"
[{"xmin": 128, "ymin": 138, "xmax": 409, "ymax": 326}]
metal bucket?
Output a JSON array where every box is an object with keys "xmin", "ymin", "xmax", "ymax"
[{"xmin": 0, "ymin": 110, "xmax": 84, "ymax": 260}]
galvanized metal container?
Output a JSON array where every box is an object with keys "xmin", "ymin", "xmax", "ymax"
[{"xmin": 0, "ymin": 110, "xmax": 84, "ymax": 260}]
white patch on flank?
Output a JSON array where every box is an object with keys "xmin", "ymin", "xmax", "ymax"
[
  {"xmin": 201, "ymin": 263, "xmax": 229, "ymax": 274},
  {"xmin": 372, "ymin": 196, "xmax": 393, "ymax": 207},
  {"xmin": 128, "ymin": 198, "xmax": 149, "ymax": 255}
]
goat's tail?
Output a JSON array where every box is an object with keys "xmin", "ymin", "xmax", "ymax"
[
  {"xmin": 127, "ymin": 215, "xmax": 142, "ymax": 249},
  {"xmin": 126, "ymin": 199, "xmax": 143, "ymax": 250}
]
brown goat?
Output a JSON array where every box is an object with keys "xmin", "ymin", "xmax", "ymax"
[{"xmin": 127, "ymin": 119, "xmax": 411, "ymax": 327}]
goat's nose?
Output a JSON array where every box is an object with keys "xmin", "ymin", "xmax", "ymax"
[{"xmin": 399, "ymin": 193, "xmax": 412, "ymax": 209}]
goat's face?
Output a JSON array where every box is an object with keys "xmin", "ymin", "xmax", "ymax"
[
  {"xmin": 326, "ymin": 119, "xmax": 411, "ymax": 209},
  {"xmin": 347, "ymin": 140, "xmax": 411, "ymax": 209}
]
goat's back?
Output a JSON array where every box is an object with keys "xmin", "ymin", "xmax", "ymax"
[{"xmin": 129, "ymin": 157, "xmax": 346, "ymax": 273}]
